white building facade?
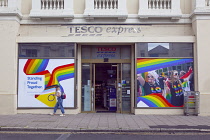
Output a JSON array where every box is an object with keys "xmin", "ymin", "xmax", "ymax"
[{"xmin": 0, "ymin": 0, "xmax": 210, "ymax": 116}]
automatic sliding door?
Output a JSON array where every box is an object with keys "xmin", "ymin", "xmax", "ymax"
[
  {"xmin": 121, "ymin": 64, "xmax": 131, "ymax": 113},
  {"xmin": 81, "ymin": 63, "xmax": 95, "ymax": 112},
  {"xmin": 117, "ymin": 63, "xmax": 131, "ymax": 113}
]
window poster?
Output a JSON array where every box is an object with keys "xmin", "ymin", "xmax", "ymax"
[
  {"xmin": 136, "ymin": 58, "xmax": 194, "ymax": 107},
  {"xmin": 18, "ymin": 59, "xmax": 75, "ymax": 108}
]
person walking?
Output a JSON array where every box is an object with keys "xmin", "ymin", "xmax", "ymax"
[{"xmin": 50, "ymin": 85, "xmax": 65, "ymax": 116}]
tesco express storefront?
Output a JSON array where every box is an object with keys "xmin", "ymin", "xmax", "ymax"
[{"xmin": 17, "ymin": 24, "xmax": 195, "ymax": 115}]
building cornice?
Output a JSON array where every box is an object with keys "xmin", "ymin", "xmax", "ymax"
[
  {"xmin": 0, "ymin": 8, "xmax": 22, "ymax": 22},
  {"xmin": 16, "ymin": 14, "xmax": 192, "ymax": 25},
  {"xmin": 190, "ymin": 9, "xmax": 210, "ymax": 22}
]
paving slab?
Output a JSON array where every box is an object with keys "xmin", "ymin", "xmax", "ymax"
[{"xmin": 0, "ymin": 113, "xmax": 210, "ymax": 133}]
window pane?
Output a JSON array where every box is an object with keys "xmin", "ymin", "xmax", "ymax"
[
  {"xmin": 122, "ymin": 64, "xmax": 131, "ymax": 112},
  {"xmin": 136, "ymin": 43, "xmax": 193, "ymax": 57},
  {"xmin": 81, "ymin": 63, "xmax": 91, "ymax": 111},
  {"xmin": 19, "ymin": 43, "xmax": 75, "ymax": 58}
]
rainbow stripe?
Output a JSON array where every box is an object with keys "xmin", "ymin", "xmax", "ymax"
[
  {"xmin": 137, "ymin": 94, "xmax": 180, "ymax": 107},
  {"xmin": 24, "ymin": 59, "xmax": 49, "ymax": 74},
  {"xmin": 41, "ymin": 87, "xmax": 56, "ymax": 95},
  {"xmin": 137, "ymin": 58, "xmax": 193, "ymax": 74},
  {"xmin": 47, "ymin": 63, "xmax": 74, "ymax": 86}
]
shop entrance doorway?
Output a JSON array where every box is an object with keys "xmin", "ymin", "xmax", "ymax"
[
  {"xmin": 95, "ymin": 63, "xmax": 117, "ymax": 112},
  {"xmin": 81, "ymin": 63, "xmax": 131, "ymax": 113}
]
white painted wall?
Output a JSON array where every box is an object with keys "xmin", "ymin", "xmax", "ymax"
[
  {"xmin": 0, "ymin": 21, "xmax": 19, "ymax": 115},
  {"xmin": 193, "ymin": 20, "xmax": 210, "ymax": 116}
]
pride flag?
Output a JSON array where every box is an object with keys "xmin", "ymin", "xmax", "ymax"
[
  {"xmin": 137, "ymin": 58, "xmax": 193, "ymax": 74},
  {"xmin": 180, "ymin": 67, "xmax": 193, "ymax": 91}
]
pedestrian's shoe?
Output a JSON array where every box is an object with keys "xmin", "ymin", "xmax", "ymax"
[
  {"xmin": 60, "ymin": 114, "xmax": 65, "ymax": 117},
  {"xmin": 50, "ymin": 113, "xmax": 55, "ymax": 116}
]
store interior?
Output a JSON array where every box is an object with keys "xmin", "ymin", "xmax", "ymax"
[{"xmin": 94, "ymin": 63, "xmax": 117, "ymax": 112}]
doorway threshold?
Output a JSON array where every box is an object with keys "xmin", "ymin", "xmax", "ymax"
[{"xmin": 96, "ymin": 111, "xmax": 116, "ymax": 113}]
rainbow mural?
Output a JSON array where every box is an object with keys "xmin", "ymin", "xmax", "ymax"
[
  {"xmin": 137, "ymin": 94, "xmax": 183, "ymax": 107},
  {"xmin": 137, "ymin": 58, "xmax": 193, "ymax": 74},
  {"xmin": 136, "ymin": 58, "xmax": 193, "ymax": 107},
  {"xmin": 21, "ymin": 59, "xmax": 75, "ymax": 107}
]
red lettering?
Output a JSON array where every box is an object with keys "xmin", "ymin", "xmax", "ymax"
[
  {"xmin": 101, "ymin": 48, "xmax": 106, "ymax": 51},
  {"xmin": 112, "ymin": 47, "xmax": 116, "ymax": 51}
]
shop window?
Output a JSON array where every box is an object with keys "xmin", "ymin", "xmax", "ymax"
[
  {"xmin": 19, "ymin": 43, "xmax": 75, "ymax": 58},
  {"xmin": 18, "ymin": 43, "xmax": 76, "ymax": 108},
  {"xmin": 136, "ymin": 42, "xmax": 194, "ymax": 108}
]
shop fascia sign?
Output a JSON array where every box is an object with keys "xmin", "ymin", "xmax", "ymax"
[{"xmin": 68, "ymin": 25, "xmax": 142, "ymax": 37}]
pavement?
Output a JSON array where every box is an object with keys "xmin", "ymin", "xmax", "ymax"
[{"xmin": 1, "ymin": 113, "xmax": 210, "ymax": 133}]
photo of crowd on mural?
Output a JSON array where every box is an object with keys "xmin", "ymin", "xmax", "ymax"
[{"xmin": 136, "ymin": 58, "xmax": 194, "ymax": 108}]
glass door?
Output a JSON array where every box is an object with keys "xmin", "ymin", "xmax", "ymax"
[
  {"xmin": 81, "ymin": 63, "xmax": 95, "ymax": 112},
  {"xmin": 117, "ymin": 63, "xmax": 131, "ymax": 113},
  {"xmin": 121, "ymin": 63, "xmax": 131, "ymax": 113},
  {"xmin": 82, "ymin": 63, "xmax": 131, "ymax": 113},
  {"xmin": 116, "ymin": 64, "xmax": 122, "ymax": 113}
]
